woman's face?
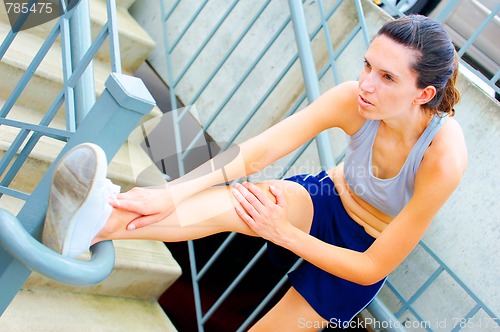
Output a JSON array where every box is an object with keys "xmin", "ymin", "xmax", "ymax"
[{"xmin": 357, "ymin": 35, "xmax": 424, "ymax": 121}]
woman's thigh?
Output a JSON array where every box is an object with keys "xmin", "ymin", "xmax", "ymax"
[
  {"xmin": 171, "ymin": 179, "xmax": 314, "ymax": 236},
  {"xmin": 250, "ymin": 286, "xmax": 327, "ymax": 332}
]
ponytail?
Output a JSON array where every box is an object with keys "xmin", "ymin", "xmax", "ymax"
[{"xmin": 434, "ymin": 51, "xmax": 460, "ymax": 117}]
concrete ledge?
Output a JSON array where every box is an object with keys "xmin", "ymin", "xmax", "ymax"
[
  {"xmin": 0, "ymin": 287, "xmax": 178, "ymax": 331},
  {"xmin": 23, "ymin": 240, "xmax": 182, "ymax": 300},
  {"xmin": 0, "ymin": 0, "xmax": 155, "ymax": 73},
  {"xmin": 0, "ymin": 20, "xmax": 110, "ymax": 113}
]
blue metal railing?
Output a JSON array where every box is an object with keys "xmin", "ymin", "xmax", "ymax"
[
  {"xmin": 155, "ymin": 0, "xmax": 499, "ymax": 331},
  {"xmin": 0, "ymin": 0, "xmax": 122, "ymax": 199},
  {"xmin": 156, "ymin": 0, "xmax": 375, "ymax": 331},
  {"xmin": 0, "ymin": 0, "xmax": 153, "ymax": 315}
]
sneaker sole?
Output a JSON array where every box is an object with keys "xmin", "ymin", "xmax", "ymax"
[
  {"xmin": 61, "ymin": 143, "xmax": 108, "ymax": 257},
  {"xmin": 42, "ymin": 143, "xmax": 108, "ymax": 257}
]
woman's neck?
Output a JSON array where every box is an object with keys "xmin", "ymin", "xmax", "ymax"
[{"xmin": 381, "ymin": 110, "xmax": 433, "ymax": 145}]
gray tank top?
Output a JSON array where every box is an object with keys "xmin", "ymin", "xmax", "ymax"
[{"xmin": 343, "ymin": 115, "xmax": 447, "ymax": 217}]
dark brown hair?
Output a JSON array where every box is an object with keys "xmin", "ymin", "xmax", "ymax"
[{"xmin": 377, "ymin": 15, "xmax": 460, "ymax": 116}]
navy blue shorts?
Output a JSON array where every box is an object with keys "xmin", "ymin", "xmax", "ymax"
[{"xmin": 267, "ymin": 171, "xmax": 386, "ymax": 327}]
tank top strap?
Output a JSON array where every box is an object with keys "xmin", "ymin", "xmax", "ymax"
[{"xmin": 410, "ymin": 114, "xmax": 448, "ymax": 173}]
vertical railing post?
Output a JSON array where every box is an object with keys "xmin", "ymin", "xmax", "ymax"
[
  {"xmin": 69, "ymin": 0, "xmax": 96, "ymax": 127},
  {"xmin": 158, "ymin": 2, "xmax": 202, "ymax": 330},
  {"xmin": 288, "ymin": 0, "xmax": 335, "ymax": 169}
]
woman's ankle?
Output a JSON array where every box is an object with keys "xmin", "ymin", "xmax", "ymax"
[{"xmin": 92, "ymin": 208, "xmax": 141, "ymax": 244}]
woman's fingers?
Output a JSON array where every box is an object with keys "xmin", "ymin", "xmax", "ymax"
[
  {"xmin": 109, "ymin": 185, "xmax": 175, "ymax": 230},
  {"xmin": 269, "ymin": 185, "xmax": 286, "ymax": 208},
  {"xmin": 234, "ymin": 205, "xmax": 255, "ymax": 227},
  {"xmin": 232, "ymin": 183, "xmax": 261, "ymax": 217},
  {"xmin": 109, "ymin": 197, "xmax": 145, "ymax": 215},
  {"xmin": 241, "ymin": 182, "xmax": 274, "ymax": 206},
  {"xmin": 232, "ymin": 182, "xmax": 290, "ymax": 243},
  {"xmin": 126, "ymin": 214, "xmax": 162, "ymax": 230}
]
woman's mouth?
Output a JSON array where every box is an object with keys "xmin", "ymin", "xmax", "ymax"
[{"xmin": 358, "ymin": 95, "xmax": 373, "ymax": 108}]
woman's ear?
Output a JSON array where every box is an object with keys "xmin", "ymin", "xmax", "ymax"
[{"xmin": 414, "ymin": 86, "xmax": 436, "ymax": 105}]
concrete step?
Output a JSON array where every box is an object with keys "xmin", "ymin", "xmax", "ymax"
[
  {"xmin": 89, "ymin": 0, "xmax": 156, "ymax": 72},
  {"xmin": 0, "ymin": 20, "xmax": 110, "ymax": 114},
  {"xmin": 0, "ymin": 0, "xmax": 155, "ymax": 73},
  {"xmin": 24, "ymin": 239, "xmax": 182, "ymax": 301},
  {"xmin": 0, "ymin": 287, "xmax": 178, "ymax": 331}
]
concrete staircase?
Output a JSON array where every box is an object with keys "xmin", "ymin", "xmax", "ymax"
[
  {"xmin": 133, "ymin": 0, "xmax": 500, "ymax": 327},
  {"xmin": 0, "ymin": 1, "xmax": 181, "ymax": 330}
]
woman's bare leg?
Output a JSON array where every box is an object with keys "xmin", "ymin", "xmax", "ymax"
[
  {"xmin": 95, "ymin": 180, "xmax": 314, "ymax": 243},
  {"xmin": 250, "ymin": 287, "xmax": 327, "ymax": 331},
  {"xmin": 94, "ymin": 181, "xmax": 323, "ymax": 329}
]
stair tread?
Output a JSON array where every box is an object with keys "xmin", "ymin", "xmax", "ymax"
[
  {"xmin": 1, "ymin": 287, "xmax": 178, "ymax": 331},
  {"xmin": 0, "ymin": 20, "xmax": 110, "ymax": 88},
  {"xmin": 24, "ymin": 240, "xmax": 182, "ymax": 300},
  {"xmin": 0, "ymin": 0, "xmax": 154, "ymax": 72}
]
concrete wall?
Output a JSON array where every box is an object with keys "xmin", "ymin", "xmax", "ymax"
[{"xmin": 131, "ymin": 0, "xmax": 500, "ymax": 325}]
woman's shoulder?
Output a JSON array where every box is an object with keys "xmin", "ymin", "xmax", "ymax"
[
  {"xmin": 433, "ymin": 117, "xmax": 467, "ymax": 155},
  {"xmin": 324, "ymin": 80, "xmax": 359, "ymax": 102},
  {"xmin": 319, "ymin": 81, "xmax": 366, "ymax": 135},
  {"xmin": 420, "ymin": 116, "xmax": 467, "ymax": 180}
]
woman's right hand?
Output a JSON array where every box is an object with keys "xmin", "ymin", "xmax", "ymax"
[{"xmin": 109, "ymin": 185, "xmax": 175, "ymax": 230}]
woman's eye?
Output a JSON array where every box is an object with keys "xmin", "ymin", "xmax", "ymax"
[
  {"xmin": 363, "ymin": 60, "xmax": 371, "ymax": 69},
  {"xmin": 383, "ymin": 74, "xmax": 393, "ymax": 81}
]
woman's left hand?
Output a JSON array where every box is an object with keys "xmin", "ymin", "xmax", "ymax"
[{"xmin": 232, "ymin": 182, "xmax": 291, "ymax": 245}]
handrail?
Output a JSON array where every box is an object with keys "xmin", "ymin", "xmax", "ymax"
[
  {"xmin": 0, "ymin": 0, "xmax": 122, "ymax": 289},
  {"xmin": 0, "ymin": 209, "xmax": 114, "ymax": 286},
  {"xmin": 0, "ymin": 0, "xmax": 152, "ymax": 313}
]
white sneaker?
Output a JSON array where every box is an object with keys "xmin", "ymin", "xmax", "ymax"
[{"xmin": 42, "ymin": 143, "xmax": 120, "ymax": 258}]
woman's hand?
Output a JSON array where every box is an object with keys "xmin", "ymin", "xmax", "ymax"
[
  {"xmin": 231, "ymin": 182, "xmax": 292, "ymax": 245},
  {"xmin": 109, "ymin": 185, "xmax": 175, "ymax": 230}
]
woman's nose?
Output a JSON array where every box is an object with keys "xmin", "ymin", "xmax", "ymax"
[{"xmin": 359, "ymin": 73, "xmax": 375, "ymax": 93}]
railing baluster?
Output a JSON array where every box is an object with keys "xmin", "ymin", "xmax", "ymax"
[
  {"xmin": 68, "ymin": 0, "xmax": 95, "ymax": 126},
  {"xmin": 0, "ymin": 21, "xmax": 61, "ymax": 118},
  {"xmin": 107, "ymin": 0, "xmax": 122, "ymax": 74}
]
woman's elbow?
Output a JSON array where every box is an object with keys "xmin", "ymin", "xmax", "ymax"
[
  {"xmin": 353, "ymin": 261, "xmax": 388, "ymax": 286},
  {"xmin": 356, "ymin": 274, "xmax": 387, "ymax": 286}
]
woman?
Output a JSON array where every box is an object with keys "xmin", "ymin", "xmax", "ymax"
[{"xmin": 43, "ymin": 15, "xmax": 467, "ymax": 331}]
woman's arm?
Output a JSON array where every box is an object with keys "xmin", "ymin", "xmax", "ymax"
[
  {"xmin": 236, "ymin": 119, "xmax": 467, "ymax": 285},
  {"xmin": 170, "ymin": 81, "xmax": 363, "ymax": 200},
  {"xmin": 114, "ymin": 81, "xmax": 363, "ymax": 228}
]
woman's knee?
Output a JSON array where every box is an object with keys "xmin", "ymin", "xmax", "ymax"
[
  {"xmin": 257, "ymin": 179, "xmax": 314, "ymax": 233},
  {"xmin": 254, "ymin": 181, "xmax": 278, "ymax": 204}
]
